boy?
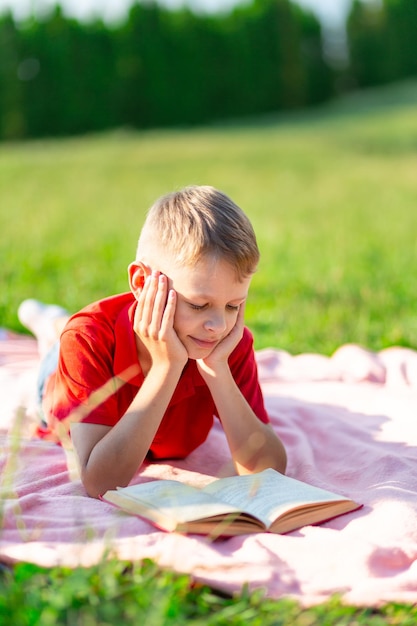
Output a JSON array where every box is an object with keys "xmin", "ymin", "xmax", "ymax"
[{"xmin": 19, "ymin": 185, "xmax": 287, "ymax": 498}]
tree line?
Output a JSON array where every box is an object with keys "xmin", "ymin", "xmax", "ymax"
[
  {"xmin": 348, "ymin": 0, "xmax": 417, "ymax": 89},
  {"xmin": 0, "ymin": 0, "xmax": 415, "ymax": 140},
  {"xmin": 0, "ymin": 0, "xmax": 332, "ymax": 139}
]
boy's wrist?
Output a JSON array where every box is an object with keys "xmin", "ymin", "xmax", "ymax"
[
  {"xmin": 147, "ymin": 358, "xmax": 186, "ymax": 380},
  {"xmin": 197, "ymin": 359, "xmax": 230, "ymax": 381}
]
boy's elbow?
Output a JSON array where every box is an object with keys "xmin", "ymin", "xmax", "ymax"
[
  {"xmin": 81, "ymin": 467, "xmax": 129, "ymax": 500},
  {"xmin": 237, "ymin": 435, "xmax": 287, "ymax": 476},
  {"xmin": 65, "ymin": 451, "xmax": 103, "ymax": 498},
  {"xmin": 274, "ymin": 439, "xmax": 287, "ymax": 474},
  {"xmin": 274, "ymin": 456, "xmax": 287, "ymax": 475},
  {"xmin": 81, "ymin": 470, "xmax": 102, "ymax": 499},
  {"xmin": 260, "ymin": 427, "xmax": 287, "ymax": 474}
]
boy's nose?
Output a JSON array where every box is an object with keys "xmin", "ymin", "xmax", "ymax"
[{"xmin": 203, "ymin": 312, "xmax": 227, "ymax": 333}]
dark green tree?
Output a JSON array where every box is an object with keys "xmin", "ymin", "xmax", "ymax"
[
  {"xmin": 0, "ymin": 13, "xmax": 26, "ymax": 138},
  {"xmin": 347, "ymin": 0, "xmax": 389, "ymax": 88},
  {"xmin": 384, "ymin": 0, "xmax": 417, "ymax": 79},
  {"xmin": 18, "ymin": 6, "xmax": 117, "ymax": 136},
  {"xmin": 295, "ymin": 5, "xmax": 333, "ymax": 104}
]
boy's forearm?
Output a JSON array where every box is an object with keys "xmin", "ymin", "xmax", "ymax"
[
  {"xmin": 201, "ymin": 366, "xmax": 287, "ymax": 475},
  {"xmin": 78, "ymin": 363, "xmax": 183, "ymax": 498},
  {"xmin": 226, "ymin": 411, "xmax": 287, "ymax": 476}
]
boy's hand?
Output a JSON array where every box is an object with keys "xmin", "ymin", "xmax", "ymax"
[
  {"xmin": 196, "ymin": 303, "xmax": 245, "ymax": 376},
  {"xmin": 133, "ymin": 271, "xmax": 188, "ymax": 369}
]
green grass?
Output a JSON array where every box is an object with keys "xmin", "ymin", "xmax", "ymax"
[
  {"xmin": 2, "ymin": 79, "xmax": 417, "ymax": 354},
  {"xmin": 1, "ymin": 79, "xmax": 417, "ymax": 622},
  {"xmin": 1, "ymin": 560, "xmax": 416, "ymax": 626}
]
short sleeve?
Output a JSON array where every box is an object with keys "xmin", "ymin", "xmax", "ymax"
[{"xmin": 49, "ymin": 318, "xmax": 139, "ymax": 428}]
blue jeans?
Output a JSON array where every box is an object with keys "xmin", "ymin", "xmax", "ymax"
[{"xmin": 37, "ymin": 341, "xmax": 60, "ymax": 424}]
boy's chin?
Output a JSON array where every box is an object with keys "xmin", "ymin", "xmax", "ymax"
[
  {"xmin": 185, "ymin": 345, "xmax": 215, "ymax": 361},
  {"xmin": 186, "ymin": 351, "xmax": 202, "ymax": 361}
]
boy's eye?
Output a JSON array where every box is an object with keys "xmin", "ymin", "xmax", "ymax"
[{"xmin": 188, "ymin": 303, "xmax": 240, "ymax": 311}]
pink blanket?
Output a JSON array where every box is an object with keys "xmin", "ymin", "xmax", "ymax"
[{"xmin": 1, "ymin": 331, "xmax": 417, "ymax": 606}]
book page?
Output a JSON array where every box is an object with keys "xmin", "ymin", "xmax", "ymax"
[
  {"xmin": 203, "ymin": 469, "xmax": 352, "ymax": 527},
  {"xmin": 113, "ymin": 479, "xmax": 243, "ymax": 524}
]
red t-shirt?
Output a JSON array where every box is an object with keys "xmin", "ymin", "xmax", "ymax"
[{"xmin": 45, "ymin": 292, "xmax": 269, "ymax": 459}]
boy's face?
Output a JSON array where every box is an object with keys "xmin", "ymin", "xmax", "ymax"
[{"xmin": 160, "ymin": 255, "xmax": 252, "ymax": 360}]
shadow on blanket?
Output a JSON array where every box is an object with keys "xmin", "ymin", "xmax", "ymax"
[{"xmin": 1, "ymin": 332, "xmax": 417, "ymax": 607}]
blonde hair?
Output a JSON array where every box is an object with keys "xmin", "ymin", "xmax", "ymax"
[{"xmin": 136, "ymin": 185, "xmax": 259, "ymax": 281}]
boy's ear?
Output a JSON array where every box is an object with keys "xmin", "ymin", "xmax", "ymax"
[{"xmin": 128, "ymin": 261, "xmax": 151, "ymax": 299}]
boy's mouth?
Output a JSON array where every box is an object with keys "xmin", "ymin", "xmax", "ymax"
[{"xmin": 190, "ymin": 336, "xmax": 219, "ymax": 349}]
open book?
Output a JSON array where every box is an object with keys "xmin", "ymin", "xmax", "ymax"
[{"xmin": 101, "ymin": 469, "xmax": 362, "ymax": 538}]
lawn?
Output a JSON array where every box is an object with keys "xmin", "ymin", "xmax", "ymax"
[{"xmin": 1, "ymin": 79, "xmax": 417, "ymax": 622}]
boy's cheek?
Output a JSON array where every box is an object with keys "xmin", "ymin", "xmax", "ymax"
[
  {"xmin": 172, "ymin": 312, "xmax": 187, "ymax": 338},
  {"xmin": 172, "ymin": 300, "xmax": 189, "ymax": 324}
]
